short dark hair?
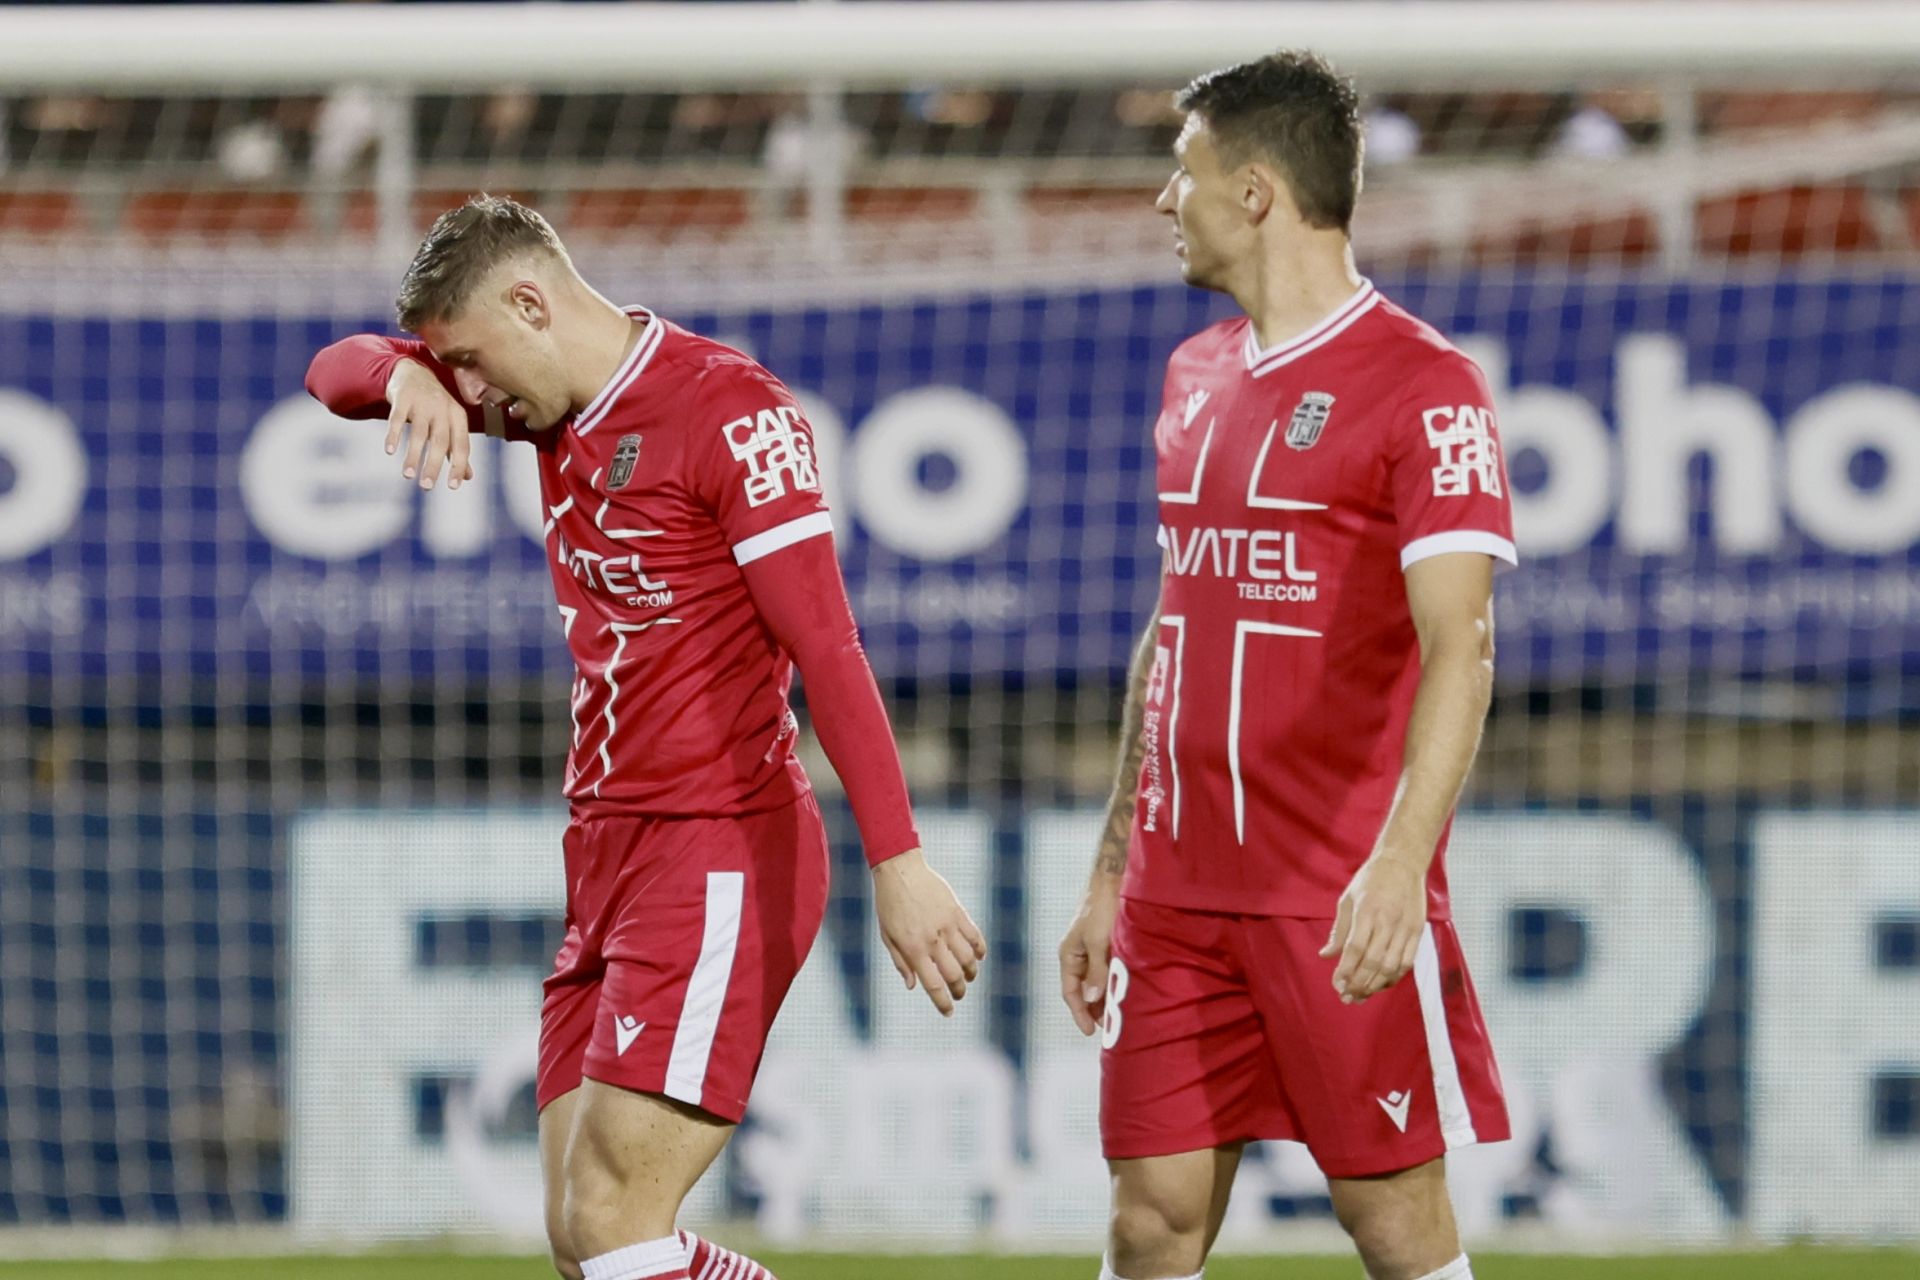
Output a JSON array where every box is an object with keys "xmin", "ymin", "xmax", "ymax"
[
  {"xmin": 395, "ymin": 194, "xmax": 566, "ymax": 330},
  {"xmin": 1175, "ymin": 50, "xmax": 1363, "ymax": 232}
]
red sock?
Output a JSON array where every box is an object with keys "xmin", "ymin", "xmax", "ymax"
[{"xmin": 677, "ymin": 1229, "xmax": 776, "ymax": 1280}]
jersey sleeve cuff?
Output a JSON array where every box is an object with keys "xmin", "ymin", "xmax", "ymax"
[
  {"xmin": 732, "ymin": 511, "xmax": 834, "ymax": 566},
  {"xmin": 1400, "ymin": 530, "xmax": 1519, "ymax": 572},
  {"xmin": 863, "ymin": 830, "xmax": 923, "ymax": 869}
]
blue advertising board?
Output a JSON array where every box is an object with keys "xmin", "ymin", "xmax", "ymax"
[{"xmin": 3, "ymin": 275, "xmax": 1920, "ymax": 694}]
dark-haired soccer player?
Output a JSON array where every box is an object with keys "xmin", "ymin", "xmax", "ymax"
[
  {"xmin": 306, "ymin": 196, "xmax": 985, "ymax": 1280},
  {"xmin": 1058, "ymin": 52, "xmax": 1514, "ymax": 1280}
]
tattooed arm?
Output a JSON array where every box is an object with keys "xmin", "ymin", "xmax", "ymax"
[{"xmin": 1059, "ymin": 595, "xmax": 1161, "ymax": 1036}]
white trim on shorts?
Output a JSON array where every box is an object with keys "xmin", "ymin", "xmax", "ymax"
[
  {"xmin": 663, "ymin": 871, "xmax": 745, "ymax": 1108},
  {"xmin": 1413, "ymin": 923, "xmax": 1478, "ymax": 1148}
]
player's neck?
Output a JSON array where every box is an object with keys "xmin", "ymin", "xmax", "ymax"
[
  {"xmin": 1240, "ymin": 239, "xmax": 1364, "ymax": 353},
  {"xmin": 564, "ymin": 291, "xmax": 647, "ymax": 412}
]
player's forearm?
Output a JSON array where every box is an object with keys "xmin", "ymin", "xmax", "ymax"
[
  {"xmin": 801, "ymin": 652, "xmax": 921, "ymax": 866},
  {"xmin": 305, "ymin": 334, "xmax": 420, "ymax": 418},
  {"xmin": 742, "ymin": 541, "xmax": 920, "ymax": 865},
  {"xmin": 1093, "ymin": 604, "xmax": 1161, "ymax": 883},
  {"xmin": 1374, "ymin": 634, "xmax": 1493, "ymax": 872}
]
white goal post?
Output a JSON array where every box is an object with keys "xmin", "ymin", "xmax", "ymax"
[
  {"xmin": 5, "ymin": 2, "xmax": 1920, "ymax": 90},
  {"xmin": 7, "ymin": 1, "xmax": 1920, "ymax": 282}
]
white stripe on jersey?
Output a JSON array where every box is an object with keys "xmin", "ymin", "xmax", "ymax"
[
  {"xmin": 1157, "ymin": 418, "xmax": 1216, "ymax": 505},
  {"xmin": 1246, "ymin": 420, "xmax": 1332, "ymax": 512},
  {"xmin": 544, "ymin": 494, "xmax": 575, "ymax": 539},
  {"xmin": 595, "ymin": 498, "xmax": 666, "ymax": 542},
  {"xmin": 1160, "ymin": 615, "xmax": 1187, "ymax": 839},
  {"xmin": 731, "ymin": 511, "xmax": 834, "ymax": 566},
  {"xmin": 557, "ymin": 607, "xmax": 587, "ymax": 753},
  {"xmin": 1228, "ymin": 619, "xmax": 1322, "ymax": 843},
  {"xmin": 1400, "ymin": 529, "xmax": 1520, "ymax": 571},
  {"xmin": 1414, "ymin": 924, "xmax": 1478, "ymax": 1146},
  {"xmin": 665, "ymin": 872, "xmax": 746, "ymax": 1109},
  {"xmin": 575, "ymin": 307, "xmax": 665, "ymax": 437},
  {"xmin": 590, "ymin": 616, "xmax": 682, "ymax": 798}
]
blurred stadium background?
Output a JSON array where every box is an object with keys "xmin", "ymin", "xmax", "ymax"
[{"xmin": 1, "ymin": 0, "xmax": 1918, "ymax": 1273}]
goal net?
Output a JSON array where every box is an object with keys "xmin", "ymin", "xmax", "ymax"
[{"xmin": 1, "ymin": 0, "xmax": 1917, "ymax": 1256}]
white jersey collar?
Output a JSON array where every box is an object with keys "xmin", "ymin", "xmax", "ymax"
[{"xmin": 1244, "ymin": 280, "xmax": 1379, "ymax": 378}]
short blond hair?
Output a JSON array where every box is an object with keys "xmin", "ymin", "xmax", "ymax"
[{"xmin": 395, "ymin": 195, "xmax": 567, "ymax": 331}]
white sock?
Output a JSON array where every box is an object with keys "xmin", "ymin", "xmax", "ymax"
[
  {"xmin": 580, "ymin": 1234, "xmax": 690, "ymax": 1280},
  {"xmin": 1099, "ymin": 1258, "xmax": 1203, "ymax": 1280},
  {"xmin": 1413, "ymin": 1256, "xmax": 1472, "ymax": 1280}
]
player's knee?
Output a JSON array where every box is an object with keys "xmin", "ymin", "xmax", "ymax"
[
  {"xmin": 559, "ymin": 1131, "xmax": 624, "ymax": 1243},
  {"xmin": 547, "ymin": 1242, "xmax": 584, "ymax": 1280},
  {"xmin": 1108, "ymin": 1194, "xmax": 1209, "ymax": 1268},
  {"xmin": 1334, "ymin": 1195, "xmax": 1441, "ymax": 1280},
  {"xmin": 546, "ymin": 1196, "xmax": 582, "ymax": 1279}
]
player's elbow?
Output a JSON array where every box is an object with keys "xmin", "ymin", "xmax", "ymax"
[
  {"xmin": 1417, "ymin": 614, "xmax": 1494, "ymax": 672},
  {"xmin": 783, "ymin": 626, "xmax": 865, "ymax": 677},
  {"xmin": 1470, "ymin": 615, "xmax": 1496, "ymax": 668},
  {"xmin": 302, "ymin": 364, "xmax": 329, "ymax": 409},
  {"xmin": 304, "ymin": 346, "xmax": 356, "ymax": 414}
]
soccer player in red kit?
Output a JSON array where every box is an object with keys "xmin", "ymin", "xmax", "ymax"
[
  {"xmin": 1057, "ymin": 53, "xmax": 1514, "ymax": 1280},
  {"xmin": 305, "ymin": 197, "xmax": 986, "ymax": 1280}
]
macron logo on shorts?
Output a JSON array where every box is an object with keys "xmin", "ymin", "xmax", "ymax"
[
  {"xmin": 1378, "ymin": 1089, "xmax": 1412, "ymax": 1133},
  {"xmin": 615, "ymin": 1015, "xmax": 646, "ymax": 1056}
]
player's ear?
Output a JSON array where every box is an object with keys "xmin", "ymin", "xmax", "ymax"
[
  {"xmin": 1243, "ymin": 163, "xmax": 1280, "ymax": 224},
  {"xmin": 508, "ymin": 279, "xmax": 550, "ymax": 330}
]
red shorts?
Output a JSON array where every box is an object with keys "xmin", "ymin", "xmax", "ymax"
[
  {"xmin": 1100, "ymin": 898, "xmax": 1510, "ymax": 1177},
  {"xmin": 536, "ymin": 794, "xmax": 831, "ymax": 1122}
]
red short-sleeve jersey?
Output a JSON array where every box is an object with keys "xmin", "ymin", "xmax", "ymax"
[{"xmin": 1127, "ymin": 282, "xmax": 1517, "ymax": 919}]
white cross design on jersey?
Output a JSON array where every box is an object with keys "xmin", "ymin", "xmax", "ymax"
[
  {"xmin": 594, "ymin": 616, "xmax": 683, "ymax": 797},
  {"xmin": 550, "ymin": 477, "xmax": 685, "ymax": 796},
  {"xmin": 1155, "ymin": 413, "xmax": 1330, "ymax": 844}
]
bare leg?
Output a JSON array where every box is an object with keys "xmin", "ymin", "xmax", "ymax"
[
  {"xmin": 561, "ymin": 1079, "xmax": 735, "ymax": 1263},
  {"xmin": 1105, "ymin": 1143, "xmax": 1244, "ymax": 1278},
  {"xmin": 1327, "ymin": 1156, "xmax": 1464, "ymax": 1280},
  {"xmin": 539, "ymin": 1086, "xmax": 585, "ymax": 1280}
]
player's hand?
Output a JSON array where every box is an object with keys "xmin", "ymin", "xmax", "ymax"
[
  {"xmin": 1058, "ymin": 872, "xmax": 1121, "ymax": 1037},
  {"xmin": 1320, "ymin": 854, "xmax": 1427, "ymax": 1004},
  {"xmin": 384, "ymin": 359, "xmax": 475, "ymax": 492},
  {"xmin": 872, "ymin": 848, "xmax": 987, "ymax": 1018}
]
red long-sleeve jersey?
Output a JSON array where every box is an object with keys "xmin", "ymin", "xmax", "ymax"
[{"xmin": 306, "ymin": 310, "xmax": 920, "ymax": 865}]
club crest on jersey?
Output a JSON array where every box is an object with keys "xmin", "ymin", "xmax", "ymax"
[
  {"xmin": 607, "ymin": 434, "xmax": 642, "ymax": 491},
  {"xmin": 1285, "ymin": 392, "xmax": 1335, "ymax": 450}
]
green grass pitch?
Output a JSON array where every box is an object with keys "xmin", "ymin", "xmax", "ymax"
[{"xmin": 0, "ymin": 1251, "xmax": 1914, "ymax": 1279}]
